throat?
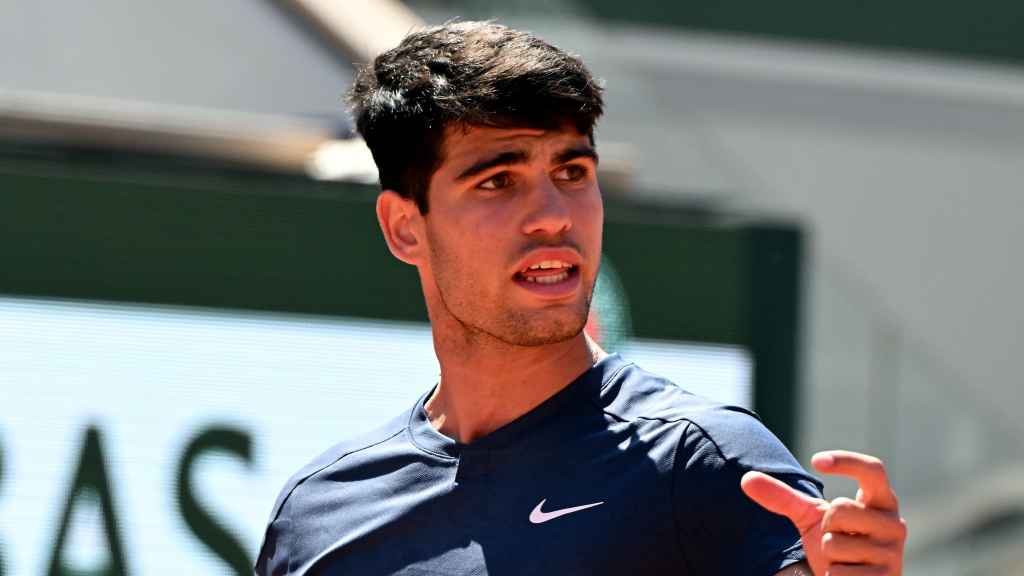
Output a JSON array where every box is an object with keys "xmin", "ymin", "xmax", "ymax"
[{"xmin": 426, "ymin": 334, "xmax": 605, "ymax": 444}]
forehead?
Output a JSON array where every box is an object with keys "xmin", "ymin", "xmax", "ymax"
[{"xmin": 437, "ymin": 124, "xmax": 591, "ymax": 173}]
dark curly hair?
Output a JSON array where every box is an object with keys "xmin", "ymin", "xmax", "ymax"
[{"xmin": 347, "ymin": 21, "xmax": 604, "ymax": 213}]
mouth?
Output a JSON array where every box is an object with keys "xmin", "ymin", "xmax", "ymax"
[
  {"xmin": 514, "ymin": 260, "xmax": 578, "ymax": 284},
  {"xmin": 513, "ymin": 259, "xmax": 581, "ymax": 298}
]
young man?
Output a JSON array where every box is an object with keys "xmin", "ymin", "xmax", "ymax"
[{"xmin": 256, "ymin": 22, "xmax": 906, "ymax": 575}]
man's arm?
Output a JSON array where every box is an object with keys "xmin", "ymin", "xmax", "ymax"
[
  {"xmin": 744, "ymin": 451, "xmax": 907, "ymax": 576},
  {"xmin": 670, "ymin": 410, "xmax": 825, "ymax": 574}
]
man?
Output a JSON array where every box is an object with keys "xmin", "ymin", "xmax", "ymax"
[{"xmin": 256, "ymin": 21, "xmax": 906, "ymax": 575}]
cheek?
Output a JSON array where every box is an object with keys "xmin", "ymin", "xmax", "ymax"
[
  {"xmin": 456, "ymin": 202, "xmax": 519, "ymax": 251},
  {"xmin": 576, "ymin": 190, "xmax": 604, "ymax": 247},
  {"xmin": 428, "ymin": 212, "xmax": 501, "ymax": 276}
]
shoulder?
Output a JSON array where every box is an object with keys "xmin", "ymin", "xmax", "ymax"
[
  {"xmin": 598, "ymin": 358, "xmax": 812, "ymax": 478},
  {"xmin": 597, "ymin": 357, "xmax": 757, "ymax": 433},
  {"xmin": 599, "ymin": 361, "xmax": 823, "ymax": 572},
  {"xmin": 263, "ymin": 407, "xmax": 411, "ymax": 525},
  {"xmin": 255, "ymin": 405, "xmax": 424, "ymax": 574}
]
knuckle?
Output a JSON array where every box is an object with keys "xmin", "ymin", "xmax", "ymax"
[
  {"xmin": 822, "ymin": 498, "xmax": 857, "ymax": 531},
  {"xmin": 820, "ymin": 531, "xmax": 836, "ymax": 552},
  {"xmin": 890, "ymin": 544, "xmax": 903, "ymax": 563},
  {"xmin": 881, "ymin": 543, "xmax": 902, "ymax": 566},
  {"xmin": 896, "ymin": 517, "xmax": 908, "ymax": 539},
  {"xmin": 820, "ymin": 532, "xmax": 847, "ymax": 559},
  {"xmin": 821, "ymin": 507, "xmax": 838, "ymax": 532}
]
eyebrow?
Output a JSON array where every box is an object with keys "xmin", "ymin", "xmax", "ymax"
[
  {"xmin": 554, "ymin": 145, "xmax": 599, "ymax": 167},
  {"xmin": 454, "ymin": 145, "xmax": 599, "ymax": 182},
  {"xmin": 455, "ymin": 150, "xmax": 529, "ymax": 182}
]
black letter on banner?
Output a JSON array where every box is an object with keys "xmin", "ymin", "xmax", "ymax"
[
  {"xmin": 176, "ymin": 427, "xmax": 253, "ymax": 576},
  {"xmin": 47, "ymin": 425, "xmax": 130, "ymax": 576}
]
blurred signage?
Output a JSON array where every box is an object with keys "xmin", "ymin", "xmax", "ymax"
[
  {"xmin": 0, "ymin": 149, "xmax": 801, "ymax": 575},
  {"xmin": 0, "ymin": 295, "xmax": 750, "ymax": 575}
]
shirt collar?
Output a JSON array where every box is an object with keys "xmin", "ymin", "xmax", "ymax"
[{"xmin": 407, "ymin": 353, "xmax": 631, "ymax": 459}]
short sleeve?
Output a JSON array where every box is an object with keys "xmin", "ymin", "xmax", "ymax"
[
  {"xmin": 255, "ymin": 516, "xmax": 292, "ymax": 576},
  {"xmin": 671, "ymin": 407, "xmax": 824, "ymax": 576},
  {"xmin": 255, "ymin": 478, "xmax": 298, "ymax": 576}
]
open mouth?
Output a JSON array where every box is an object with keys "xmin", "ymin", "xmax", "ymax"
[{"xmin": 514, "ymin": 260, "xmax": 579, "ymax": 284}]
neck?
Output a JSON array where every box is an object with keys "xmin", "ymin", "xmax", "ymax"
[{"xmin": 425, "ymin": 330, "xmax": 606, "ymax": 444}]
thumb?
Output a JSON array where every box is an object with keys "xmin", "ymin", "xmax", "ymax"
[{"xmin": 741, "ymin": 471, "xmax": 824, "ymax": 533}]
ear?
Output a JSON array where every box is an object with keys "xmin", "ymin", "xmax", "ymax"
[{"xmin": 376, "ymin": 190, "xmax": 424, "ymax": 266}]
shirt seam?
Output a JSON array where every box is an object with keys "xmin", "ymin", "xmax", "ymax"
[
  {"xmin": 590, "ymin": 361, "xmax": 707, "ymax": 571},
  {"xmin": 598, "ymin": 359, "xmax": 635, "ymax": 393},
  {"xmin": 256, "ymin": 426, "xmax": 409, "ymax": 572},
  {"xmin": 685, "ymin": 418, "xmax": 815, "ymax": 477},
  {"xmin": 405, "ymin": 427, "xmax": 460, "ymax": 460},
  {"xmin": 679, "ymin": 421, "xmax": 812, "ymax": 575},
  {"xmin": 269, "ymin": 426, "xmax": 407, "ymax": 526},
  {"xmin": 405, "ymin": 391, "xmax": 460, "ymax": 461},
  {"xmin": 686, "ymin": 417, "xmax": 825, "ymax": 478}
]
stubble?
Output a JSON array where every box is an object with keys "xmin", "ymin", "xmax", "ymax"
[{"xmin": 427, "ymin": 232, "xmax": 594, "ymax": 348}]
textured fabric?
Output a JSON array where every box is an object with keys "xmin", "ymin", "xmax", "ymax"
[{"xmin": 255, "ymin": 354, "xmax": 823, "ymax": 575}]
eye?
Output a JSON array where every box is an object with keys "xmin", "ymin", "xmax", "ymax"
[
  {"xmin": 552, "ymin": 164, "xmax": 588, "ymax": 182},
  {"xmin": 478, "ymin": 172, "xmax": 514, "ymax": 190}
]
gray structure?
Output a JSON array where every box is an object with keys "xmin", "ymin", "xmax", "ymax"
[{"xmin": 3, "ymin": 1, "xmax": 1022, "ymax": 572}]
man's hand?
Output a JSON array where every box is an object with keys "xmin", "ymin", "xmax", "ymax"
[{"xmin": 741, "ymin": 450, "xmax": 907, "ymax": 576}]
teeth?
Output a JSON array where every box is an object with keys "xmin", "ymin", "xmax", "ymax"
[
  {"xmin": 527, "ymin": 260, "xmax": 572, "ymax": 271},
  {"xmin": 525, "ymin": 270, "xmax": 570, "ymax": 284}
]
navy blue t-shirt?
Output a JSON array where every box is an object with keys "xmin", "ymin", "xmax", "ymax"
[{"xmin": 256, "ymin": 354, "xmax": 823, "ymax": 575}]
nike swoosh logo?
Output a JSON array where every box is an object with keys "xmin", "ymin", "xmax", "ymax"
[{"xmin": 529, "ymin": 498, "xmax": 605, "ymax": 524}]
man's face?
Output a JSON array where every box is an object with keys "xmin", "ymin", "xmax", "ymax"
[{"xmin": 420, "ymin": 124, "xmax": 603, "ymax": 347}]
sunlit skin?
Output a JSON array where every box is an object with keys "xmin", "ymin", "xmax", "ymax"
[
  {"xmin": 375, "ymin": 123, "xmax": 907, "ymax": 576},
  {"xmin": 375, "ymin": 123, "xmax": 606, "ymax": 445},
  {"xmin": 745, "ymin": 451, "xmax": 907, "ymax": 576}
]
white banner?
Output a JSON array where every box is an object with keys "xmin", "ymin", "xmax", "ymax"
[{"xmin": 0, "ymin": 295, "xmax": 749, "ymax": 575}]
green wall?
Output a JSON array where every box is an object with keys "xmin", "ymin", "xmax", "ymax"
[
  {"xmin": 584, "ymin": 0, "xmax": 1024, "ymax": 66},
  {"xmin": 0, "ymin": 144, "xmax": 803, "ymax": 447}
]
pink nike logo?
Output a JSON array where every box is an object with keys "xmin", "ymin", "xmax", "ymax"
[{"xmin": 529, "ymin": 498, "xmax": 605, "ymax": 524}]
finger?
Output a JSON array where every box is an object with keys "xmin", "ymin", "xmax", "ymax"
[
  {"xmin": 821, "ymin": 532, "xmax": 901, "ymax": 565},
  {"xmin": 740, "ymin": 471, "xmax": 825, "ymax": 532},
  {"xmin": 812, "ymin": 451, "xmax": 899, "ymax": 512},
  {"xmin": 822, "ymin": 497, "xmax": 908, "ymax": 543}
]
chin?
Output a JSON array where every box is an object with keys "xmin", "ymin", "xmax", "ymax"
[
  {"xmin": 494, "ymin": 309, "xmax": 589, "ymax": 347},
  {"xmin": 503, "ymin": 329, "xmax": 580, "ymax": 347}
]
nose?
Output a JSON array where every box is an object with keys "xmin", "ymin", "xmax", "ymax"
[{"xmin": 520, "ymin": 176, "xmax": 572, "ymax": 237}]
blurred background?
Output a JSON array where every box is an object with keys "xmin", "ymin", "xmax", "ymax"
[{"xmin": 1, "ymin": 1, "xmax": 1022, "ymax": 574}]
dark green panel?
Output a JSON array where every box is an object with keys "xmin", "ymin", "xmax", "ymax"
[
  {"xmin": 0, "ymin": 155, "xmax": 427, "ymax": 322},
  {"xmin": 409, "ymin": 0, "xmax": 1024, "ymax": 66},
  {"xmin": 0, "ymin": 152, "xmax": 752, "ymax": 345},
  {"xmin": 744, "ymin": 226, "xmax": 803, "ymax": 449},
  {"xmin": 582, "ymin": 0, "xmax": 1024, "ymax": 66},
  {"xmin": 602, "ymin": 205, "xmax": 747, "ymax": 344},
  {"xmin": 0, "ymin": 145, "xmax": 804, "ymax": 450}
]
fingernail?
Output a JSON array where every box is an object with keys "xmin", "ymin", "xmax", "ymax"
[{"xmin": 812, "ymin": 452, "xmax": 834, "ymax": 467}]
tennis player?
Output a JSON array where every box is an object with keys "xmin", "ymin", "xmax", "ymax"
[{"xmin": 256, "ymin": 21, "xmax": 906, "ymax": 575}]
